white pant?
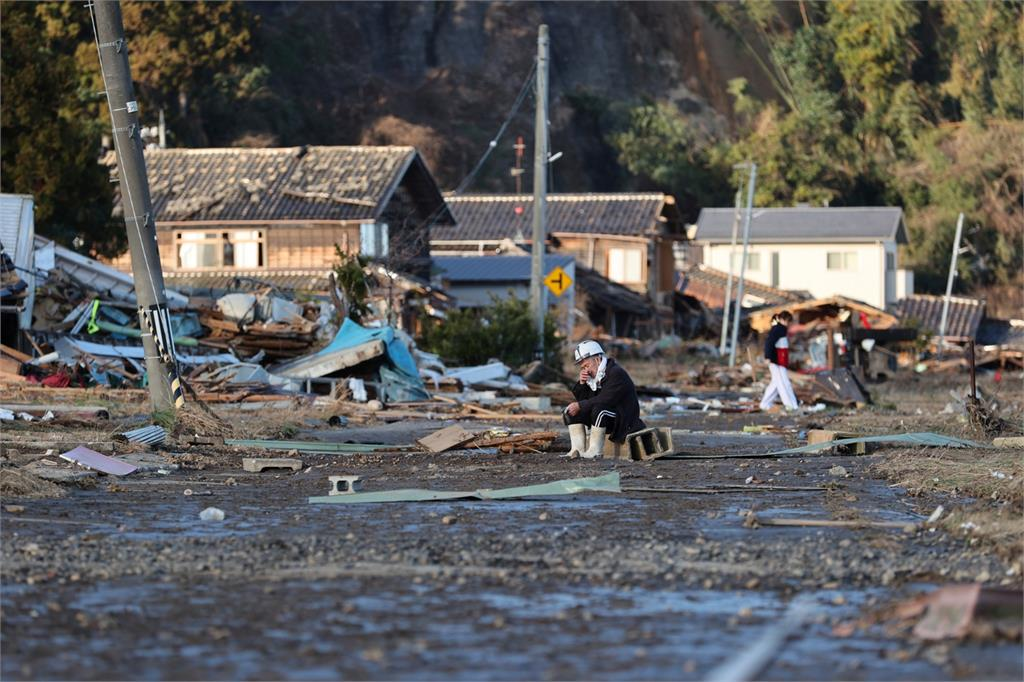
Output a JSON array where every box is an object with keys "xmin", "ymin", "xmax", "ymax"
[{"xmin": 760, "ymin": 362, "xmax": 799, "ymax": 410}]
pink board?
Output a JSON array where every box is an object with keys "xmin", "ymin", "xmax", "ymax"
[{"xmin": 59, "ymin": 446, "xmax": 138, "ymax": 476}]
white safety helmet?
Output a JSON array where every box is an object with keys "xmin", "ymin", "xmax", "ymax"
[{"xmin": 574, "ymin": 340, "xmax": 605, "ymax": 364}]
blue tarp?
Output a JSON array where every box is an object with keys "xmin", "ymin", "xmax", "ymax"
[{"xmin": 285, "ymin": 318, "xmax": 428, "ymax": 401}]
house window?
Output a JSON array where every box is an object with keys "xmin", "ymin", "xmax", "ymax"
[
  {"xmin": 827, "ymin": 251, "xmax": 857, "ymax": 271},
  {"xmin": 176, "ymin": 230, "xmax": 264, "ymax": 269},
  {"xmin": 608, "ymin": 248, "xmax": 644, "ymax": 284},
  {"xmin": 731, "ymin": 251, "xmax": 761, "ymax": 271},
  {"xmin": 886, "ymin": 252, "xmax": 896, "ymax": 271},
  {"xmin": 360, "ymin": 222, "xmax": 389, "ymax": 258}
]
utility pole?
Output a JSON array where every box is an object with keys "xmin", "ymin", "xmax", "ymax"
[
  {"xmin": 91, "ymin": 0, "xmax": 182, "ymax": 412},
  {"xmin": 512, "ymin": 136, "xmax": 525, "ymax": 194},
  {"xmin": 719, "ymin": 188, "xmax": 743, "ymax": 357},
  {"xmin": 937, "ymin": 212, "xmax": 965, "ymax": 359},
  {"xmin": 729, "ymin": 162, "xmax": 757, "ymax": 368},
  {"xmin": 529, "ymin": 24, "xmax": 549, "ymax": 358}
]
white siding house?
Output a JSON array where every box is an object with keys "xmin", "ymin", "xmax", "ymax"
[{"xmin": 693, "ymin": 207, "xmax": 913, "ymax": 309}]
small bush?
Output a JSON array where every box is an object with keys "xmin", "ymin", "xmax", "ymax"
[{"xmin": 422, "ymin": 296, "xmax": 562, "ymax": 368}]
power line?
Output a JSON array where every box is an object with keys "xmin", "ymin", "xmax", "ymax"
[{"xmin": 453, "ymin": 62, "xmax": 538, "ymax": 195}]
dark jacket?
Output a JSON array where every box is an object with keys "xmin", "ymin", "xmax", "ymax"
[
  {"xmin": 571, "ymin": 358, "xmax": 645, "ymax": 442},
  {"xmin": 764, "ymin": 323, "xmax": 788, "ymax": 364}
]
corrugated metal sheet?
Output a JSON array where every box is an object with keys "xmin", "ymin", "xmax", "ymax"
[
  {"xmin": 695, "ymin": 207, "xmax": 906, "ymax": 244},
  {"xmin": 433, "ymin": 255, "xmax": 575, "ymax": 282},
  {"xmin": 436, "ymin": 193, "xmax": 672, "ymax": 241},
  {"xmin": 113, "ymin": 147, "xmax": 452, "ymax": 224},
  {"xmin": 891, "ymin": 294, "xmax": 985, "ymax": 340}
]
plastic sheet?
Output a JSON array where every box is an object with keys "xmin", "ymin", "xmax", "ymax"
[{"xmin": 309, "ymin": 471, "xmax": 621, "ymax": 504}]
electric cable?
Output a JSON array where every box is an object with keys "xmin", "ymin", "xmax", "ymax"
[{"xmin": 453, "ymin": 61, "xmax": 538, "ymax": 195}]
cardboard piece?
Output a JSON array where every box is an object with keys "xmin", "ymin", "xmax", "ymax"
[{"xmin": 417, "ymin": 425, "xmax": 476, "ymax": 453}]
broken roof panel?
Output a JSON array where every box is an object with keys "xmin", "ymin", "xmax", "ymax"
[
  {"xmin": 749, "ymin": 296, "xmax": 899, "ymax": 333},
  {"xmin": 891, "ymin": 294, "xmax": 985, "ymax": 341},
  {"xmin": 113, "ymin": 146, "xmax": 453, "ymax": 225},
  {"xmin": 678, "ymin": 264, "xmax": 811, "ymax": 309},
  {"xmin": 695, "ymin": 207, "xmax": 907, "ymax": 244},
  {"xmin": 436, "ymin": 193, "xmax": 680, "ymax": 241}
]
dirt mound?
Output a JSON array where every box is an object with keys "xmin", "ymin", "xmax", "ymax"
[{"xmin": 0, "ymin": 468, "xmax": 66, "ymax": 499}]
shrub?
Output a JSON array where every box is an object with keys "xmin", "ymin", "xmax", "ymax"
[{"xmin": 422, "ymin": 295, "xmax": 562, "ymax": 368}]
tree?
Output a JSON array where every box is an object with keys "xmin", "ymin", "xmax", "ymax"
[
  {"xmin": 610, "ymin": 101, "xmax": 731, "ymax": 212},
  {"xmin": 0, "ymin": 3, "xmax": 120, "ymax": 255},
  {"xmin": 117, "ymin": 1, "xmax": 258, "ymax": 146}
]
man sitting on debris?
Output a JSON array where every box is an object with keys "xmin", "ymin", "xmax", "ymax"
[{"xmin": 564, "ymin": 340, "xmax": 645, "ymax": 458}]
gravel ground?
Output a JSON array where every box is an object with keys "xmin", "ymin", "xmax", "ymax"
[{"xmin": 1, "ymin": 384, "xmax": 1022, "ymax": 680}]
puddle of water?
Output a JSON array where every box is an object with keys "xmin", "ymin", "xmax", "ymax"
[{"xmin": 4, "ymin": 577, "xmax": 1019, "ymax": 681}]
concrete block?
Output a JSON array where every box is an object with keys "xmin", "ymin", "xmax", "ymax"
[
  {"xmin": 242, "ymin": 457, "xmax": 303, "ymax": 473},
  {"xmin": 329, "ymin": 475, "xmax": 363, "ymax": 495},
  {"xmin": 993, "ymin": 436, "xmax": 1024, "ymax": 449},
  {"xmin": 602, "ymin": 427, "xmax": 674, "ymax": 461}
]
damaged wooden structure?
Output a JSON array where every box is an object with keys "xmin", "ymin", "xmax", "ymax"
[{"xmin": 109, "ymin": 145, "xmax": 455, "ymax": 281}]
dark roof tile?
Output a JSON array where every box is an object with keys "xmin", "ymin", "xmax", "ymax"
[
  {"xmin": 117, "ymin": 146, "xmax": 447, "ymax": 223},
  {"xmin": 435, "ymin": 193, "xmax": 678, "ymax": 241},
  {"xmin": 890, "ymin": 294, "xmax": 985, "ymax": 340}
]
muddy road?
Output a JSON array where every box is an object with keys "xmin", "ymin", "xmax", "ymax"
[{"xmin": 2, "ymin": 410, "xmax": 1021, "ymax": 680}]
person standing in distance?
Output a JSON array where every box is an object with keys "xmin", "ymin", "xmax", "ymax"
[{"xmin": 759, "ymin": 310, "xmax": 799, "ymax": 410}]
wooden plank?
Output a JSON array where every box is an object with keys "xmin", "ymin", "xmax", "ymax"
[
  {"xmin": 0, "ymin": 344, "xmax": 31, "ymax": 363},
  {"xmin": 417, "ymin": 425, "xmax": 476, "ymax": 453}
]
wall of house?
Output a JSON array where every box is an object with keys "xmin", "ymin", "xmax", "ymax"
[
  {"xmin": 146, "ymin": 222, "xmax": 362, "ymax": 273},
  {"xmin": 554, "ymin": 234, "xmax": 654, "ymax": 295},
  {"xmin": 703, "ymin": 241, "xmax": 892, "ymax": 308}
]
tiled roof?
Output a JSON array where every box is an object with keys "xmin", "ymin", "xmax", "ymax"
[
  {"xmin": 433, "ymin": 255, "xmax": 575, "ymax": 282},
  {"xmin": 163, "ymin": 268, "xmax": 332, "ymax": 294},
  {"xmin": 678, "ymin": 264, "xmax": 811, "ymax": 309},
  {"xmin": 695, "ymin": 207, "xmax": 907, "ymax": 244},
  {"xmin": 114, "ymin": 146, "xmax": 451, "ymax": 223},
  {"xmin": 891, "ymin": 294, "xmax": 985, "ymax": 340},
  {"xmin": 435, "ymin": 193, "xmax": 678, "ymax": 241}
]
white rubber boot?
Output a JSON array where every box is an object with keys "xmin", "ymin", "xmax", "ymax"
[
  {"xmin": 582, "ymin": 426, "xmax": 606, "ymax": 459},
  {"xmin": 565, "ymin": 423, "xmax": 587, "ymax": 458}
]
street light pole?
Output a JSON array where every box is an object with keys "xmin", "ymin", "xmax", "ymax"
[{"xmin": 91, "ymin": 0, "xmax": 182, "ymax": 412}]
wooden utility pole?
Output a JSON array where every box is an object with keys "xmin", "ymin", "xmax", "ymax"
[
  {"xmin": 529, "ymin": 24, "xmax": 550, "ymax": 358},
  {"xmin": 729, "ymin": 162, "xmax": 757, "ymax": 368},
  {"xmin": 91, "ymin": 0, "xmax": 182, "ymax": 411}
]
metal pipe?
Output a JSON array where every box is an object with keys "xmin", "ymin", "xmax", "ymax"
[
  {"xmin": 729, "ymin": 163, "xmax": 757, "ymax": 368},
  {"xmin": 937, "ymin": 212, "xmax": 964, "ymax": 359},
  {"xmin": 719, "ymin": 189, "xmax": 743, "ymax": 356}
]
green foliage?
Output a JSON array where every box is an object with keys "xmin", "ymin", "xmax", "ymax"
[
  {"xmin": 0, "ymin": 3, "xmax": 121, "ymax": 256},
  {"xmin": 421, "ymin": 296, "xmax": 562, "ymax": 368},
  {"xmin": 610, "ymin": 102, "xmax": 731, "ymax": 208},
  {"xmin": 332, "ymin": 248, "xmax": 371, "ymax": 323},
  {"xmin": 692, "ymin": 0, "xmax": 1023, "ymax": 291}
]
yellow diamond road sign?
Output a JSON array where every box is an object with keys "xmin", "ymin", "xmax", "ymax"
[{"xmin": 543, "ymin": 266, "xmax": 573, "ymax": 297}]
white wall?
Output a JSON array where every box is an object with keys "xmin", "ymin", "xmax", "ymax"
[{"xmin": 703, "ymin": 241, "xmax": 893, "ymax": 308}]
